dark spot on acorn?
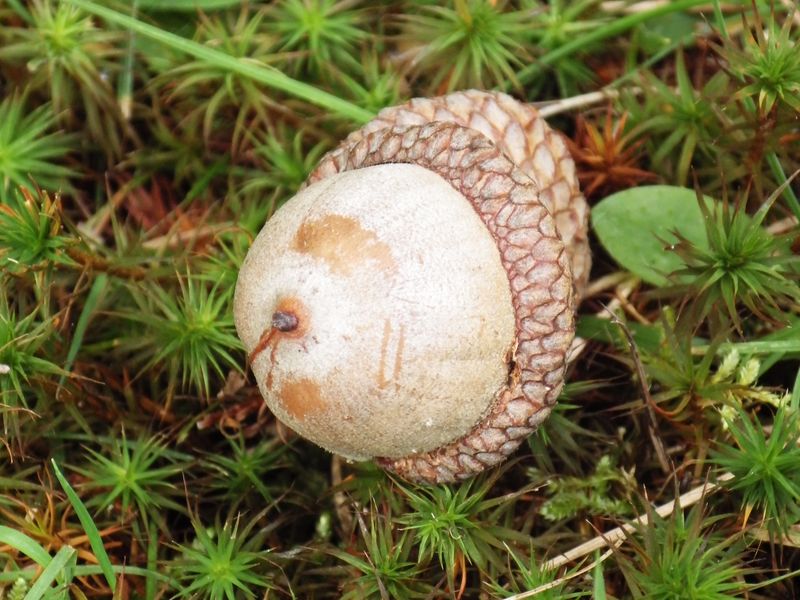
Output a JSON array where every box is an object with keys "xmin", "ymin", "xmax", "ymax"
[
  {"xmin": 248, "ymin": 300, "xmax": 309, "ymax": 367},
  {"xmin": 272, "ymin": 310, "xmax": 299, "ymax": 332}
]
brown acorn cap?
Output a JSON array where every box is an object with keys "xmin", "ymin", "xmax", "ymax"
[
  {"xmin": 329, "ymin": 90, "xmax": 591, "ymax": 296},
  {"xmin": 306, "ymin": 99, "xmax": 578, "ymax": 482}
]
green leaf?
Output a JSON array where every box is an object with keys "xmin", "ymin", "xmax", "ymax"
[
  {"xmin": 593, "ymin": 551, "xmax": 607, "ymax": 600},
  {"xmin": 66, "ymin": 0, "xmax": 374, "ymax": 124},
  {"xmin": 713, "ymin": 340, "xmax": 800, "ymax": 355},
  {"xmin": 51, "ymin": 459, "xmax": 117, "ymax": 592},
  {"xmin": 24, "ymin": 545, "xmax": 75, "ymax": 600},
  {"xmin": 59, "ymin": 274, "xmax": 108, "ymax": 389},
  {"xmin": 576, "ymin": 314, "xmax": 663, "ymax": 354},
  {"xmin": 516, "ymin": 0, "xmax": 716, "ymax": 85},
  {"xmin": 0, "ymin": 564, "xmax": 171, "ymax": 585},
  {"xmin": 0, "ymin": 526, "xmax": 51, "ymax": 567},
  {"xmin": 137, "ymin": 0, "xmax": 242, "ymax": 10},
  {"xmin": 591, "ymin": 185, "xmax": 710, "ymax": 285},
  {"xmin": 644, "ymin": 11, "xmax": 697, "ymax": 47}
]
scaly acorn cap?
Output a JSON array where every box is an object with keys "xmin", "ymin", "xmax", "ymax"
[{"xmin": 323, "ymin": 90, "xmax": 591, "ymax": 294}]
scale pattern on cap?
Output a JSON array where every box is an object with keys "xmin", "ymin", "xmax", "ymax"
[
  {"xmin": 307, "ymin": 121, "xmax": 575, "ymax": 483},
  {"xmin": 337, "ymin": 89, "xmax": 591, "ymax": 296}
]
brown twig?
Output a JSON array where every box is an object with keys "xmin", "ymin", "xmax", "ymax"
[
  {"xmin": 779, "ymin": 0, "xmax": 800, "ymax": 26},
  {"xmin": 543, "ymin": 472, "xmax": 735, "ymax": 572},
  {"xmin": 141, "ymin": 223, "xmax": 235, "ymax": 251},
  {"xmin": 65, "ymin": 246, "xmax": 148, "ymax": 280},
  {"xmin": 537, "ymin": 88, "xmax": 625, "ymax": 118}
]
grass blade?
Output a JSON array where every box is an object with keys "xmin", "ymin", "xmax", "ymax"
[
  {"xmin": 713, "ymin": 340, "xmax": 800, "ymax": 355},
  {"xmin": 136, "ymin": 0, "xmax": 242, "ymax": 9},
  {"xmin": 66, "ymin": 0, "xmax": 375, "ymax": 124},
  {"xmin": 146, "ymin": 521, "xmax": 158, "ymax": 599},
  {"xmin": 0, "ymin": 526, "xmax": 51, "ymax": 567},
  {"xmin": 516, "ymin": 0, "xmax": 738, "ymax": 85},
  {"xmin": 0, "ymin": 565, "xmax": 175, "ymax": 586},
  {"xmin": 593, "ymin": 551, "xmax": 607, "ymax": 599},
  {"xmin": 51, "ymin": 459, "xmax": 117, "ymax": 592},
  {"xmin": 117, "ymin": 0, "xmax": 138, "ymax": 120},
  {"xmin": 23, "ymin": 545, "xmax": 76, "ymax": 600},
  {"xmin": 5, "ymin": 0, "xmax": 32, "ymax": 24},
  {"xmin": 59, "ymin": 273, "xmax": 108, "ymax": 391},
  {"xmin": 765, "ymin": 153, "xmax": 800, "ymax": 220}
]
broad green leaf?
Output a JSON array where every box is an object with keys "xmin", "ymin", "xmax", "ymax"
[
  {"xmin": 577, "ymin": 315, "xmax": 662, "ymax": 354},
  {"xmin": 645, "ymin": 11, "xmax": 697, "ymax": 46},
  {"xmin": 591, "ymin": 185, "xmax": 710, "ymax": 285}
]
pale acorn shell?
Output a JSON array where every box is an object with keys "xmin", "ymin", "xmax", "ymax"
[{"xmin": 235, "ymin": 163, "xmax": 517, "ymax": 462}]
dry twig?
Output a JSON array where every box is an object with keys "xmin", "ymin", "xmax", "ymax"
[{"xmin": 543, "ymin": 472, "xmax": 735, "ymax": 572}]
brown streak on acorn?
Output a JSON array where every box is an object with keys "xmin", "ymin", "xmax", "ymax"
[
  {"xmin": 266, "ymin": 343, "xmax": 279, "ymax": 389},
  {"xmin": 377, "ymin": 319, "xmax": 391, "ymax": 389},
  {"xmin": 248, "ymin": 327, "xmax": 276, "ymax": 366},
  {"xmin": 392, "ymin": 325, "xmax": 405, "ymax": 386}
]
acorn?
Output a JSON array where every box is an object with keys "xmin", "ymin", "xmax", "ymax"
[{"xmin": 234, "ymin": 90, "xmax": 590, "ymax": 483}]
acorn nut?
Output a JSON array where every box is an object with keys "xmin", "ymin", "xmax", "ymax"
[{"xmin": 234, "ymin": 90, "xmax": 590, "ymax": 483}]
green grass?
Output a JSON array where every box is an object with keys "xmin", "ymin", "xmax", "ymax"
[
  {"xmin": 0, "ymin": 1, "xmax": 799, "ymax": 597},
  {"xmin": 69, "ymin": 0, "xmax": 375, "ymax": 124}
]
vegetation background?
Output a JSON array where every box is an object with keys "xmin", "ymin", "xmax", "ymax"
[{"xmin": 1, "ymin": 0, "xmax": 799, "ymax": 597}]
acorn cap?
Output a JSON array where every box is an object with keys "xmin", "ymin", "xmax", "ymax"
[
  {"xmin": 235, "ymin": 90, "xmax": 588, "ymax": 483},
  {"xmin": 331, "ymin": 90, "xmax": 590, "ymax": 295}
]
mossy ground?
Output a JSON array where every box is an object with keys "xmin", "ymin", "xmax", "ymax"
[{"xmin": 1, "ymin": 1, "xmax": 799, "ymax": 598}]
